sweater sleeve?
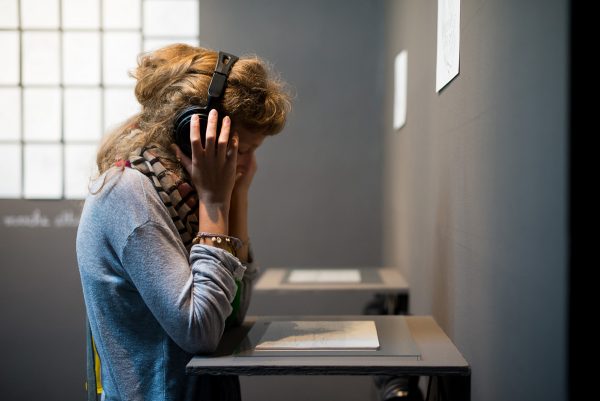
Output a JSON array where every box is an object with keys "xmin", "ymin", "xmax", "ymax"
[
  {"xmin": 107, "ymin": 168, "xmax": 247, "ymax": 355},
  {"xmin": 226, "ymin": 246, "xmax": 260, "ymax": 328},
  {"xmin": 120, "ymin": 220, "xmax": 246, "ymax": 354}
]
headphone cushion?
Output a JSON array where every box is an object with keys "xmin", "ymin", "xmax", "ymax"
[{"xmin": 174, "ymin": 106, "xmax": 208, "ymax": 157}]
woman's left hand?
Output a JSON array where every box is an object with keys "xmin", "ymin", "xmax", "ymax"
[{"xmin": 233, "ymin": 153, "xmax": 257, "ymax": 195}]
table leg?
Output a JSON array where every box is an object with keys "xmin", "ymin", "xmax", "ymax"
[{"xmin": 439, "ymin": 374, "xmax": 471, "ymax": 401}]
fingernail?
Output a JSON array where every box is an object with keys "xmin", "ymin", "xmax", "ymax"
[
  {"xmin": 209, "ymin": 109, "xmax": 217, "ymax": 118},
  {"xmin": 224, "ymin": 116, "xmax": 230, "ymax": 125}
]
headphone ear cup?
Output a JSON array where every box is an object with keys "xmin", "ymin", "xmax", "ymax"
[{"xmin": 174, "ymin": 106, "xmax": 206, "ymax": 158}]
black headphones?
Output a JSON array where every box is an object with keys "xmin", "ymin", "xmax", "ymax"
[{"xmin": 173, "ymin": 51, "xmax": 239, "ymax": 157}]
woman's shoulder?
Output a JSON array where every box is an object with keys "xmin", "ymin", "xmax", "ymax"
[
  {"xmin": 84, "ymin": 167, "xmax": 166, "ymax": 226},
  {"xmin": 89, "ymin": 167, "xmax": 155, "ymax": 201}
]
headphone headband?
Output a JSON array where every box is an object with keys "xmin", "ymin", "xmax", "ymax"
[{"xmin": 173, "ymin": 50, "xmax": 239, "ymax": 157}]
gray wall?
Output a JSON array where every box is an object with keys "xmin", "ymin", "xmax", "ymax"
[
  {"xmin": 382, "ymin": 1, "xmax": 568, "ymax": 401},
  {"xmin": 0, "ymin": 1, "xmax": 384, "ymax": 400},
  {"xmin": 0, "ymin": 1, "xmax": 570, "ymax": 400},
  {"xmin": 200, "ymin": 1, "xmax": 385, "ymax": 400},
  {"xmin": 200, "ymin": 0, "xmax": 384, "ymax": 269},
  {"xmin": 0, "ymin": 201, "xmax": 85, "ymax": 400}
]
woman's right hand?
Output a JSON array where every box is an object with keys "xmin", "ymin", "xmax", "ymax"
[{"xmin": 173, "ymin": 109, "xmax": 239, "ymax": 208}]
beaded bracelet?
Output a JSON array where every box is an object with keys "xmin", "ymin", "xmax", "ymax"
[{"xmin": 192, "ymin": 232, "xmax": 243, "ymax": 252}]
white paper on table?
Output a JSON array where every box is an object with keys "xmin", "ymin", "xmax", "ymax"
[
  {"xmin": 436, "ymin": 0, "xmax": 461, "ymax": 92},
  {"xmin": 288, "ymin": 269, "xmax": 361, "ymax": 284},
  {"xmin": 255, "ymin": 321, "xmax": 380, "ymax": 350}
]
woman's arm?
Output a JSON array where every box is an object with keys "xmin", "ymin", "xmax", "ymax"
[{"xmin": 226, "ymin": 154, "xmax": 261, "ymax": 326}]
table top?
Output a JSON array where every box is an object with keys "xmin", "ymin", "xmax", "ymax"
[
  {"xmin": 187, "ymin": 315, "xmax": 469, "ymax": 377},
  {"xmin": 254, "ymin": 267, "xmax": 409, "ymax": 293}
]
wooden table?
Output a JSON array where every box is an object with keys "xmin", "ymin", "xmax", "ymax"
[{"xmin": 187, "ymin": 315, "xmax": 470, "ymax": 400}]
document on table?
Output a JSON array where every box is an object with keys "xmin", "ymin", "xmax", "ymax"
[
  {"xmin": 255, "ymin": 321, "xmax": 380, "ymax": 351},
  {"xmin": 288, "ymin": 269, "xmax": 361, "ymax": 284}
]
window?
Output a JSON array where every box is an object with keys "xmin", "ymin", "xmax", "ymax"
[{"xmin": 0, "ymin": 0, "xmax": 199, "ymax": 199}]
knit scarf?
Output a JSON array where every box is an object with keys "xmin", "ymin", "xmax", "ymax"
[{"xmin": 127, "ymin": 145, "xmax": 199, "ymax": 252}]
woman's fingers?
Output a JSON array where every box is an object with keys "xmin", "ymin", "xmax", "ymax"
[
  {"xmin": 204, "ymin": 109, "xmax": 218, "ymax": 153},
  {"xmin": 189, "ymin": 113, "xmax": 202, "ymax": 160},
  {"xmin": 217, "ymin": 116, "xmax": 231, "ymax": 160}
]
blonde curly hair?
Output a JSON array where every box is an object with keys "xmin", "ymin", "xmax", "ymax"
[{"xmin": 95, "ymin": 44, "xmax": 291, "ymax": 176}]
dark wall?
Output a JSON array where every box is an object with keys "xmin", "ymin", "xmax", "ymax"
[
  {"xmin": 0, "ymin": 201, "xmax": 86, "ymax": 400},
  {"xmin": 382, "ymin": 1, "xmax": 568, "ymax": 400}
]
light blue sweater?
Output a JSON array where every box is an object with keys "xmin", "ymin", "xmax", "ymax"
[{"xmin": 76, "ymin": 167, "xmax": 258, "ymax": 401}]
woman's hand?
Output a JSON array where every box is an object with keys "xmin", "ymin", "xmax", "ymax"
[
  {"xmin": 233, "ymin": 152, "xmax": 258, "ymax": 196},
  {"xmin": 173, "ymin": 109, "xmax": 239, "ymax": 208}
]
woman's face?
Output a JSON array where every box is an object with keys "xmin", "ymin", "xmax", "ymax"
[{"xmin": 234, "ymin": 125, "xmax": 265, "ymax": 174}]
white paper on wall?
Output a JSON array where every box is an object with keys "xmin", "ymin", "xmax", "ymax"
[
  {"xmin": 0, "ymin": 88, "xmax": 21, "ymax": 141},
  {"xmin": 393, "ymin": 50, "xmax": 407, "ymax": 130},
  {"xmin": 24, "ymin": 144, "xmax": 62, "ymax": 199},
  {"xmin": 143, "ymin": 0, "xmax": 199, "ymax": 37},
  {"xmin": 0, "ymin": 144, "xmax": 21, "ymax": 198},
  {"xmin": 436, "ymin": 0, "xmax": 461, "ymax": 92},
  {"xmin": 0, "ymin": 31, "xmax": 20, "ymax": 85}
]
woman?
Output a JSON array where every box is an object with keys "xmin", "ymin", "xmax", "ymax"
[{"xmin": 76, "ymin": 44, "xmax": 291, "ymax": 401}]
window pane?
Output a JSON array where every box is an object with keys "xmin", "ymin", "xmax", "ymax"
[
  {"xmin": 62, "ymin": 0, "xmax": 100, "ymax": 29},
  {"xmin": 64, "ymin": 88, "xmax": 102, "ymax": 142},
  {"xmin": 21, "ymin": 0, "xmax": 59, "ymax": 29},
  {"xmin": 23, "ymin": 32, "xmax": 60, "ymax": 85},
  {"xmin": 104, "ymin": 88, "xmax": 139, "ymax": 131},
  {"xmin": 0, "ymin": 88, "xmax": 21, "ymax": 141},
  {"xmin": 143, "ymin": 38, "xmax": 199, "ymax": 52},
  {"xmin": 0, "ymin": 0, "xmax": 18, "ymax": 28},
  {"xmin": 65, "ymin": 144, "xmax": 98, "ymax": 199},
  {"xmin": 63, "ymin": 32, "xmax": 101, "ymax": 85},
  {"xmin": 103, "ymin": 32, "xmax": 141, "ymax": 85},
  {"xmin": 23, "ymin": 88, "xmax": 61, "ymax": 141},
  {"xmin": 103, "ymin": 0, "xmax": 140, "ymax": 29},
  {"xmin": 0, "ymin": 31, "xmax": 19, "ymax": 84},
  {"xmin": 143, "ymin": 0, "xmax": 199, "ymax": 37},
  {"xmin": 24, "ymin": 143, "xmax": 62, "ymax": 199},
  {"xmin": 0, "ymin": 144, "xmax": 21, "ymax": 198}
]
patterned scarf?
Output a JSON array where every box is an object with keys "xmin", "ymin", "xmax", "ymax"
[{"xmin": 126, "ymin": 145, "xmax": 199, "ymax": 252}]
